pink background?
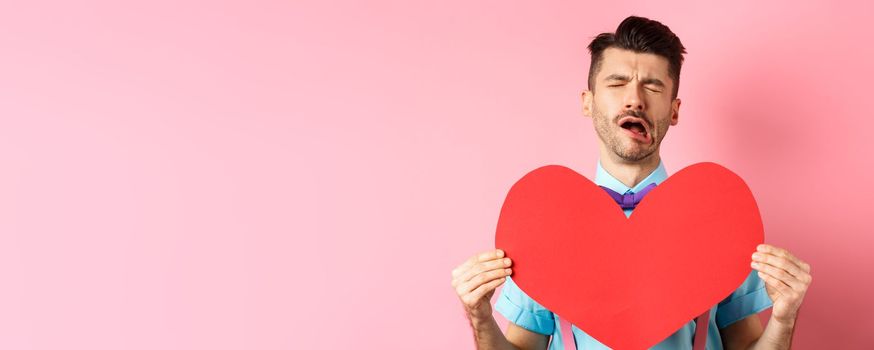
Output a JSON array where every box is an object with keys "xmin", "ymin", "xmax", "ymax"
[{"xmin": 1, "ymin": 0, "xmax": 871, "ymax": 349}]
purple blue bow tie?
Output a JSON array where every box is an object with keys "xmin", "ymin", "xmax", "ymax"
[{"xmin": 599, "ymin": 183, "xmax": 658, "ymax": 210}]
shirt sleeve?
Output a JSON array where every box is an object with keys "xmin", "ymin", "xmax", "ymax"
[
  {"xmin": 494, "ymin": 276, "xmax": 556, "ymax": 335},
  {"xmin": 715, "ymin": 270, "xmax": 774, "ymax": 329}
]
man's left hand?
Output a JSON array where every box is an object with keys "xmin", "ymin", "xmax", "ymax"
[{"xmin": 751, "ymin": 243, "xmax": 812, "ymax": 326}]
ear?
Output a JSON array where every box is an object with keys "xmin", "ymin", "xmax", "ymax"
[
  {"xmin": 670, "ymin": 98, "xmax": 681, "ymax": 126},
  {"xmin": 582, "ymin": 90, "xmax": 593, "ymax": 118}
]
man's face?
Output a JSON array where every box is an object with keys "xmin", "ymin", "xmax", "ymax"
[{"xmin": 583, "ymin": 47, "xmax": 680, "ymax": 162}]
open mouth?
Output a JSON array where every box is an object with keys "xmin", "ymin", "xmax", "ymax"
[{"xmin": 618, "ymin": 116, "xmax": 651, "ymax": 143}]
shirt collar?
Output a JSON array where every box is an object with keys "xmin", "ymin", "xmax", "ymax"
[{"xmin": 594, "ymin": 159, "xmax": 669, "ymax": 194}]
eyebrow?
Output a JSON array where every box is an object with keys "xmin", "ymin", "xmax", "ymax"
[{"xmin": 604, "ymin": 74, "xmax": 666, "ymax": 87}]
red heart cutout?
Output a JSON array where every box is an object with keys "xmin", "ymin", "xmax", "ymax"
[{"xmin": 495, "ymin": 162, "xmax": 763, "ymax": 350}]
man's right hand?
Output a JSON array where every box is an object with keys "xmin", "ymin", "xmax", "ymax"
[{"xmin": 452, "ymin": 249, "xmax": 513, "ymax": 321}]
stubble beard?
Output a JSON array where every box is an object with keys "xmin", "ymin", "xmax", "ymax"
[{"xmin": 592, "ymin": 105, "xmax": 666, "ymax": 162}]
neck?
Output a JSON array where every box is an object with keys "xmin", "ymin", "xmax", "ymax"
[{"xmin": 598, "ymin": 145, "xmax": 661, "ymax": 189}]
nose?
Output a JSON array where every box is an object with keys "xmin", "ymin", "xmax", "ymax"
[{"xmin": 624, "ymin": 85, "xmax": 645, "ymax": 111}]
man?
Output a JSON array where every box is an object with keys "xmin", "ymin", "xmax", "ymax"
[{"xmin": 451, "ymin": 16, "xmax": 812, "ymax": 350}]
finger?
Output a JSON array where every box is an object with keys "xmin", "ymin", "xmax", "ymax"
[
  {"xmin": 457, "ymin": 257, "xmax": 512, "ymax": 285},
  {"xmin": 751, "ymin": 260, "xmax": 806, "ymax": 291},
  {"xmin": 757, "ymin": 244, "xmax": 808, "ymax": 272},
  {"xmin": 463, "ymin": 277, "xmax": 507, "ymax": 305},
  {"xmin": 452, "ymin": 249, "xmax": 505, "ymax": 278},
  {"xmin": 453, "ymin": 258, "xmax": 509, "ymax": 288},
  {"xmin": 456, "ymin": 268, "xmax": 513, "ymax": 295},
  {"xmin": 752, "ymin": 253, "xmax": 806, "ymax": 281},
  {"xmin": 452, "ymin": 252, "xmax": 486, "ymax": 278},
  {"xmin": 453, "ymin": 249, "xmax": 504, "ymax": 278},
  {"xmin": 456, "ymin": 268, "xmax": 512, "ymax": 296},
  {"xmin": 757, "ymin": 270, "xmax": 794, "ymax": 297}
]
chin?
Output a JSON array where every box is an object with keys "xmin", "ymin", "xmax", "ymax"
[{"xmin": 615, "ymin": 146, "xmax": 655, "ymax": 162}]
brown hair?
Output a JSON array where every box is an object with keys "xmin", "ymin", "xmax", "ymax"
[{"xmin": 587, "ymin": 16, "xmax": 687, "ymax": 99}]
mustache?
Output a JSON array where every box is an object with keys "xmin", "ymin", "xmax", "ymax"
[{"xmin": 615, "ymin": 110, "xmax": 651, "ymax": 128}]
